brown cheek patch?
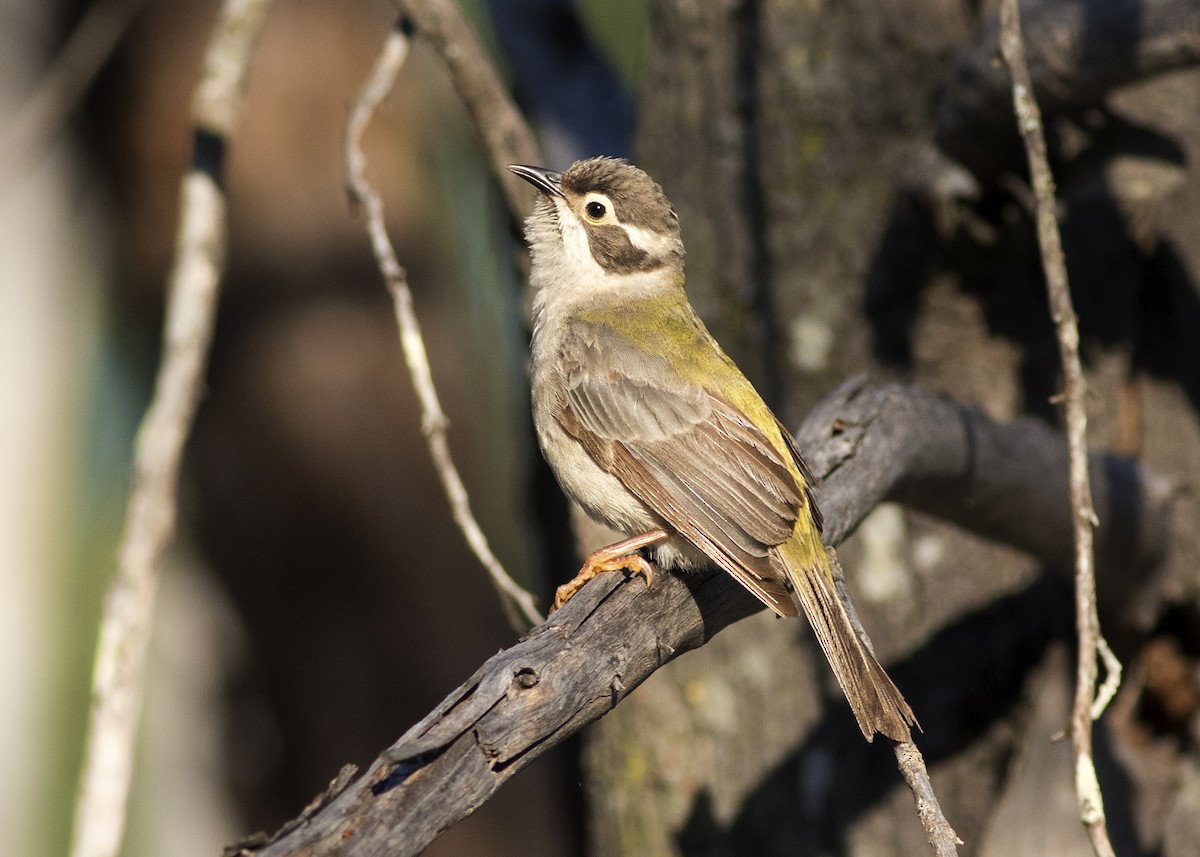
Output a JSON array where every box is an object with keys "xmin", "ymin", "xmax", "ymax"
[{"xmin": 586, "ymin": 225, "xmax": 665, "ymax": 274}]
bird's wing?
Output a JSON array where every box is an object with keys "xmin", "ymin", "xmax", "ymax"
[
  {"xmin": 554, "ymin": 321, "xmax": 803, "ymax": 616},
  {"xmin": 556, "ymin": 320, "xmax": 916, "ymax": 740},
  {"xmin": 775, "ymin": 414, "xmax": 823, "ymax": 534}
]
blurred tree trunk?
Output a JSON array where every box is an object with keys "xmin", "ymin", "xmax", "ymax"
[{"xmin": 582, "ymin": 0, "xmax": 1200, "ymax": 854}]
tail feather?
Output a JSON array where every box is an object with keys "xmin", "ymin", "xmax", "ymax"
[{"xmin": 776, "ymin": 533, "xmax": 916, "ymax": 743}]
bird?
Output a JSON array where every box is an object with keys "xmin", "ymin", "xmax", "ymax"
[{"xmin": 509, "ymin": 157, "xmax": 916, "ymax": 743}]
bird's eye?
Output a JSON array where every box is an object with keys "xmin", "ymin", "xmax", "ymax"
[{"xmin": 582, "ymin": 193, "xmax": 613, "ymax": 223}]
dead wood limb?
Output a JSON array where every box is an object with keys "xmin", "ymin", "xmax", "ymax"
[
  {"xmin": 226, "ymin": 378, "xmax": 1170, "ymax": 857},
  {"xmin": 896, "ymin": 741, "xmax": 965, "ymax": 857},
  {"xmin": 341, "ymin": 6, "xmax": 546, "ymax": 632}
]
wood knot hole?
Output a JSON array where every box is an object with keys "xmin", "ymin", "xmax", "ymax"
[{"xmin": 514, "ymin": 667, "xmax": 540, "ymax": 688}]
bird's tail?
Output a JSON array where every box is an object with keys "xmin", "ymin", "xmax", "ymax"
[{"xmin": 776, "ymin": 525, "xmax": 917, "ymax": 743}]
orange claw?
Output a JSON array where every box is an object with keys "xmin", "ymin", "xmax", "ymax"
[{"xmin": 551, "ymin": 528, "xmax": 668, "ymax": 611}]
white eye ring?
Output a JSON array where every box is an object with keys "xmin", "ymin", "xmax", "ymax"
[{"xmin": 582, "ymin": 193, "xmax": 615, "ymax": 224}]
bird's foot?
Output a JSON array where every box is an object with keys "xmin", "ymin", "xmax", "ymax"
[{"xmin": 552, "ymin": 528, "xmax": 668, "ymax": 612}]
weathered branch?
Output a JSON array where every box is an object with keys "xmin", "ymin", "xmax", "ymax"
[
  {"xmin": 896, "ymin": 741, "xmax": 965, "ymax": 857},
  {"xmin": 225, "ymin": 379, "xmax": 1170, "ymax": 857},
  {"xmin": 70, "ymin": 3, "xmax": 272, "ymax": 857},
  {"xmin": 935, "ymin": 0, "xmax": 1200, "ymax": 182},
  {"xmin": 339, "ymin": 3, "xmax": 547, "ymax": 633}
]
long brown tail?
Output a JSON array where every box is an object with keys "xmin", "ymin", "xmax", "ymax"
[{"xmin": 776, "ymin": 535, "xmax": 917, "ymax": 742}]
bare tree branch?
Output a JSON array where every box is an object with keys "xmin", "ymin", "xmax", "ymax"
[
  {"xmin": 344, "ymin": 20, "xmax": 543, "ymax": 631},
  {"xmin": 896, "ymin": 741, "xmax": 965, "ymax": 857},
  {"xmin": 69, "ymin": 3, "xmax": 272, "ymax": 857},
  {"xmin": 224, "ymin": 379, "xmax": 1169, "ymax": 857},
  {"xmin": 338, "ymin": 0, "xmax": 550, "ymax": 631},
  {"xmin": 1000, "ymin": 3, "xmax": 1120, "ymax": 855},
  {"xmin": 825, "ymin": 550, "xmax": 960, "ymax": 852}
]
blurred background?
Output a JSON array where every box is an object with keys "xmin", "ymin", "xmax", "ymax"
[
  {"xmin": 1, "ymin": 1, "xmax": 645, "ymax": 855},
  {"xmin": 5, "ymin": 0, "xmax": 1200, "ymax": 856}
]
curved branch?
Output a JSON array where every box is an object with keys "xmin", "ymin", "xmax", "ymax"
[
  {"xmin": 345, "ymin": 22, "xmax": 542, "ymax": 632},
  {"xmin": 224, "ymin": 379, "xmax": 1170, "ymax": 857}
]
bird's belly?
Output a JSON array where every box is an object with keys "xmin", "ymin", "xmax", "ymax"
[
  {"xmin": 530, "ymin": 320, "xmax": 710, "ymax": 572},
  {"xmin": 534, "ymin": 409, "xmax": 709, "ymax": 572},
  {"xmin": 535, "ymin": 414, "xmax": 655, "ymax": 533}
]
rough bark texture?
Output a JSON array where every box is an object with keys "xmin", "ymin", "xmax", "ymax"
[
  {"xmin": 585, "ymin": 0, "xmax": 1200, "ymax": 854},
  {"xmin": 223, "ymin": 380, "xmax": 1168, "ymax": 856}
]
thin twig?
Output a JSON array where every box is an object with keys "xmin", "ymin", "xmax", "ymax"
[
  {"xmin": 68, "ymin": 3, "xmax": 271, "ymax": 857},
  {"xmin": 397, "ymin": 0, "xmax": 542, "ymax": 224},
  {"xmin": 999, "ymin": 3, "xmax": 1120, "ymax": 856},
  {"xmin": 379, "ymin": 0, "xmax": 547, "ymax": 621},
  {"xmin": 1092, "ymin": 635, "xmax": 1122, "ymax": 719},
  {"xmin": 895, "ymin": 742, "xmax": 964, "ymax": 857},
  {"xmin": 344, "ymin": 21, "xmax": 543, "ymax": 631},
  {"xmin": 831, "ymin": 554, "xmax": 961, "ymax": 854}
]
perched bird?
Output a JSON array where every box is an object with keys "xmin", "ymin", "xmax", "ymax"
[{"xmin": 510, "ymin": 157, "xmax": 916, "ymax": 742}]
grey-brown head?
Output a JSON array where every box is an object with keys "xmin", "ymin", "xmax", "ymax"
[{"xmin": 509, "ymin": 158, "xmax": 684, "ymax": 285}]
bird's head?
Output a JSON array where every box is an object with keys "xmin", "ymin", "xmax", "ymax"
[{"xmin": 510, "ymin": 158, "xmax": 685, "ymax": 303}]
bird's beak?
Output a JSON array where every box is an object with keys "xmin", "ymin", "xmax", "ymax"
[{"xmin": 508, "ymin": 164, "xmax": 565, "ymax": 199}]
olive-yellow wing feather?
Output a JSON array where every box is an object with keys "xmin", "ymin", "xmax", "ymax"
[{"xmin": 555, "ymin": 318, "xmax": 916, "ymax": 741}]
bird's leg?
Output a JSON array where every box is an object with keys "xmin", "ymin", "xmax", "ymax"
[{"xmin": 552, "ymin": 528, "xmax": 669, "ymax": 612}]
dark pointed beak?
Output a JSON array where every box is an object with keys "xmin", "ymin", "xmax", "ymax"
[{"xmin": 508, "ymin": 164, "xmax": 565, "ymax": 198}]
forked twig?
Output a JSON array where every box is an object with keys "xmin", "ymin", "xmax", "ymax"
[
  {"xmin": 69, "ymin": 3, "xmax": 272, "ymax": 857},
  {"xmin": 998, "ymin": 2, "xmax": 1120, "ymax": 855},
  {"xmin": 344, "ymin": 20, "xmax": 542, "ymax": 631}
]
